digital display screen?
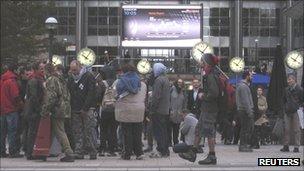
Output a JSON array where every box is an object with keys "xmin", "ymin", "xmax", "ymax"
[{"xmin": 122, "ymin": 5, "xmax": 202, "ymax": 47}]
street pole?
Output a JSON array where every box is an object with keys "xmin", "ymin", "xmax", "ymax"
[
  {"xmin": 255, "ymin": 39, "xmax": 259, "ymax": 67},
  {"xmin": 49, "ymin": 30, "xmax": 54, "ymax": 63}
]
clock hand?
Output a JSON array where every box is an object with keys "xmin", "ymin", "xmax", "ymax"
[
  {"xmin": 86, "ymin": 51, "xmax": 92, "ymax": 58},
  {"xmin": 233, "ymin": 62, "xmax": 239, "ymax": 66}
]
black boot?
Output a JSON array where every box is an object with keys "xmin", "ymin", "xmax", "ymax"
[
  {"xmin": 239, "ymin": 145, "xmax": 253, "ymax": 152},
  {"xmin": 198, "ymin": 154, "xmax": 217, "ymax": 165},
  {"xmin": 60, "ymin": 155, "xmax": 75, "ymax": 162},
  {"xmin": 280, "ymin": 145, "xmax": 289, "ymax": 152}
]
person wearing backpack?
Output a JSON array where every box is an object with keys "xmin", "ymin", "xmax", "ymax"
[
  {"xmin": 115, "ymin": 64, "xmax": 146, "ymax": 160},
  {"xmin": 236, "ymin": 70, "xmax": 254, "ymax": 152},
  {"xmin": 194, "ymin": 53, "xmax": 220, "ymax": 165},
  {"xmin": 280, "ymin": 74, "xmax": 303, "ymax": 153}
]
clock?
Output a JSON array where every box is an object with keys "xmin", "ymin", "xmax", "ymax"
[
  {"xmin": 285, "ymin": 50, "xmax": 303, "ymax": 69},
  {"xmin": 137, "ymin": 59, "xmax": 151, "ymax": 74},
  {"xmin": 77, "ymin": 48, "xmax": 96, "ymax": 66},
  {"xmin": 229, "ymin": 57, "xmax": 245, "ymax": 73},
  {"xmin": 49, "ymin": 55, "xmax": 63, "ymax": 66},
  {"xmin": 191, "ymin": 41, "xmax": 214, "ymax": 64}
]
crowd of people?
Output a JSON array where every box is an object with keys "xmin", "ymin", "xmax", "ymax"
[{"xmin": 1, "ymin": 53, "xmax": 303, "ymax": 165}]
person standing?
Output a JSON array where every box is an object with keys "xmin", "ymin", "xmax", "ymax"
[
  {"xmin": 23, "ymin": 62, "xmax": 45, "ymax": 160},
  {"xmin": 194, "ymin": 54, "xmax": 220, "ymax": 165},
  {"xmin": 236, "ymin": 71, "xmax": 254, "ymax": 152},
  {"xmin": 115, "ymin": 64, "xmax": 147, "ymax": 160},
  {"xmin": 41, "ymin": 64, "xmax": 75, "ymax": 162},
  {"xmin": 168, "ymin": 78, "xmax": 187, "ymax": 146},
  {"xmin": 68, "ymin": 60, "xmax": 97, "ymax": 160},
  {"xmin": 0, "ymin": 63, "xmax": 24, "ymax": 158},
  {"xmin": 149, "ymin": 63, "xmax": 171, "ymax": 158},
  {"xmin": 280, "ymin": 74, "xmax": 303, "ymax": 153},
  {"xmin": 187, "ymin": 79, "xmax": 203, "ymax": 119}
]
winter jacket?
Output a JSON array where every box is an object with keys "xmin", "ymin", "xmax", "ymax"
[
  {"xmin": 236, "ymin": 80, "xmax": 254, "ymax": 115},
  {"xmin": 68, "ymin": 71, "xmax": 97, "ymax": 111},
  {"xmin": 170, "ymin": 86, "xmax": 187, "ymax": 124},
  {"xmin": 200, "ymin": 70, "xmax": 219, "ymax": 123},
  {"xmin": 23, "ymin": 71, "xmax": 44, "ymax": 118},
  {"xmin": 115, "ymin": 82, "xmax": 147, "ymax": 123},
  {"xmin": 116, "ymin": 71, "xmax": 141, "ymax": 96},
  {"xmin": 284, "ymin": 84, "xmax": 303, "ymax": 114},
  {"xmin": 0, "ymin": 70, "xmax": 20, "ymax": 115},
  {"xmin": 151, "ymin": 74, "xmax": 171, "ymax": 115},
  {"xmin": 180, "ymin": 113, "xmax": 198, "ymax": 145},
  {"xmin": 41, "ymin": 74, "xmax": 71, "ymax": 118}
]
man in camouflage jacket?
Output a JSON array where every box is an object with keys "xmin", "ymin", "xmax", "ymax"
[{"xmin": 41, "ymin": 64, "xmax": 74, "ymax": 162}]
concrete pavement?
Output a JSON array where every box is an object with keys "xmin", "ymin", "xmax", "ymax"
[{"xmin": 1, "ymin": 143, "xmax": 303, "ymax": 171}]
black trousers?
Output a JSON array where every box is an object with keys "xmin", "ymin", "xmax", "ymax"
[
  {"xmin": 151, "ymin": 114, "xmax": 169, "ymax": 155},
  {"xmin": 100, "ymin": 117, "xmax": 117, "ymax": 153},
  {"xmin": 121, "ymin": 122, "xmax": 143, "ymax": 157},
  {"xmin": 168, "ymin": 121, "xmax": 180, "ymax": 145},
  {"xmin": 23, "ymin": 116, "xmax": 40, "ymax": 157},
  {"xmin": 238, "ymin": 110, "xmax": 254, "ymax": 146}
]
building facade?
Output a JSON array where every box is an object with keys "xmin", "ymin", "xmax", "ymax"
[{"xmin": 51, "ymin": 0, "xmax": 303, "ymax": 73}]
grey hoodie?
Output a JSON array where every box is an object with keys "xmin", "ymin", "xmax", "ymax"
[
  {"xmin": 180, "ymin": 113, "xmax": 198, "ymax": 145},
  {"xmin": 236, "ymin": 80, "xmax": 254, "ymax": 115}
]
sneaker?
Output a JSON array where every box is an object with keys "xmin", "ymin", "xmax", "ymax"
[
  {"xmin": 136, "ymin": 154, "xmax": 144, "ymax": 160},
  {"xmin": 60, "ymin": 155, "xmax": 75, "ymax": 162},
  {"xmin": 198, "ymin": 154, "xmax": 217, "ymax": 165},
  {"xmin": 280, "ymin": 145, "xmax": 289, "ymax": 152},
  {"xmin": 106, "ymin": 152, "xmax": 117, "ymax": 157},
  {"xmin": 293, "ymin": 147, "xmax": 299, "ymax": 153},
  {"xmin": 143, "ymin": 147, "xmax": 153, "ymax": 153},
  {"xmin": 74, "ymin": 154, "xmax": 84, "ymax": 159},
  {"xmin": 121, "ymin": 155, "xmax": 131, "ymax": 160}
]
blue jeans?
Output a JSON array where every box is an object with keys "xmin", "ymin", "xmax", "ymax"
[
  {"xmin": 151, "ymin": 114, "xmax": 169, "ymax": 155},
  {"xmin": 0, "ymin": 112, "xmax": 19, "ymax": 155}
]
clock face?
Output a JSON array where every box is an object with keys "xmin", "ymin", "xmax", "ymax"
[
  {"xmin": 137, "ymin": 59, "xmax": 151, "ymax": 74},
  {"xmin": 229, "ymin": 57, "xmax": 245, "ymax": 73},
  {"xmin": 77, "ymin": 48, "xmax": 96, "ymax": 66},
  {"xmin": 191, "ymin": 41, "xmax": 214, "ymax": 64},
  {"xmin": 49, "ymin": 55, "xmax": 63, "ymax": 66},
  {"xmin": 285, "ymin": 51, "xmax": 303, "ymax": 69}
]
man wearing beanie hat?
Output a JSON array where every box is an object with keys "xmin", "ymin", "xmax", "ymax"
[
  {"xmin": 194, "ymin": 53, "xmax": 220, "ymax": 165},
  {"xmin": 149, "ymin": 63, "xmax": 171, "ymax": 158}
]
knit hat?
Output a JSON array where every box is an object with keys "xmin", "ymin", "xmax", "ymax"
[{"xmin": 201, "ymin": 53, "xmax": 219, "ymax": 66}]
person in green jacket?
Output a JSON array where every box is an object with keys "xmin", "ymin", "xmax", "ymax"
[{"xmin": 41, "ymin": 63, "xmax": 74, "ymax": 162}]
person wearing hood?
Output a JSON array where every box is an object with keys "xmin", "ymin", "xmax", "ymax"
[
  {"xmin": 0, "ymin": 63, "xmax": 24, "ymax": 158},
  {"xmin": 68, "ymin": 60, "xmax": 97, "ymax": 160},
  {"xmin": 40, "ymin": 64, "xmax": 75, "ymax": 162},
  {"xmin": 115, "ymin": 64, "xmax": 146, "ymax": 160},
  {"xmin": 22, "ymin": 62, "xmax": 45, "ymax": 160},
  {"xmin": 149, "ymin": 63, "xmax": 171, "ymax": 158}
]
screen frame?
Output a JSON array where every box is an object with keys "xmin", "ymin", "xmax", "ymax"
[{"xmin": 121, "ymin": 4, "xmax": 203, "ymax": 48}]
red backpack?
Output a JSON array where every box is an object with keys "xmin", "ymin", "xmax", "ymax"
[{"xmin": 213, "ymin": 68, "xmax": 236, "ymax": 113}]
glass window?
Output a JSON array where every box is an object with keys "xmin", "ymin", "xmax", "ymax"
[
  {"xmin": 210, "ymin": 8, "xmax": 220, "ymax": 17},
  {"xmin": 109, "ymin": 17, "xmax": 118, "ymax": 25},
  {"xmin": 250, "ymin": 18, "xmax": 259, "ymax": 26},
  {"xmin": 250, "ymin": 8, "xmax": 259, "ymax": 18},
  {"xmin": 269, "ymin": 18, "xmax": 277, "ymax": 26},
  {"xmin": 220, "ymin": 47, "xmax": 229, "ymax": 56},
  {"xmin": 214, "ymin": 47, "xmax": 219, "ymax": 56},
  {"xmin": 58, "ymin": 16, "xmax": 68, "ymax": 25},
  {"xmin": 219, "ymin": 18, "xmax": 229, "ymax": 26},
  {"xmin": 250, "ymin": 27, "xmax": 259, "ymax": 36},
  {"xmin": 109, "ymin": 7, "xmax": 118, "ymax": 16},
  {"xmin": 69, "ymin": 17, "xmax": 76, "ymax": 25},
  {"xmin": 58, "ymin": 7, "xmax": 68, "ymax": 16},
  {"xmin": 242, "ymin": 8, "xmax": 249, "ymax": 18},
  {"xmin": 98, "ymin": 28, "xmax": 108, "ymax": 35},
  {"xmin": 243, "ymin": 18, "xmax": 249, "ymax": 27},
  {"xmin": 260, "ymin": 27, "xmax": 269, "ymax": 37},
  {"xmin": 220, "ymin": 27, "xmax": 229, "ymax": 36},
  {"xmin": 69, "ymin": 7, "xmax": 76, "ymax": 16},
  {"xmin": 259, "ymin": 48, "xmax": 269, "ymax": 57},
  {"xmin": 98, "ymin": 17, "xmax": 108, "ymax": 25},
  {"xmin": 260, "ymin": 9, "xmax": 269, "ymax": 18},
  {"xmin": 220, "ymin": 8, "xmax": 229, "ymax": 17},
  {"xmin": 109, "ymin": 28, "xmax": 118, "ymax": 35},
  {"xmin": 58, "ymin": 26, "xmax": 67, "ymax": 35},
  {"xmin": 243, "ymin": 27, "xmax": 249, "ymax": 36},
  {"xmin": 269, "ymin": 27, "xmax": 278, "ymax": 36},
  {"xmin": 69, "ymin": 26, "xmax": 75, "ymax": 35},
  {"xmin": 88, "ymin": 17, "xmax": 97, "ymax": 25},
  {"xmin": 88, "ymin": 27, "xmax": 97, "ymax": 35},
  {"xmin": 210, "ymin": 27, "xmax": 219, "ymax": 36},
  {"xmin": 269, "ymin": 9, "xmax": 276, "ymax": 17},
  {"xmin": 260, "ymin": 18, "xmax": 269, "ymax": 26},
  {"xmin": 88, "ymin": 7, "xmax": 97, "ymax": 16},
  {"xmin": 209, "ymin": 18, "xmax": 219, "ymax": 26},
  {"xmin": 98, "ymin": 7, "xmax": 108, "ymax": 16}
]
